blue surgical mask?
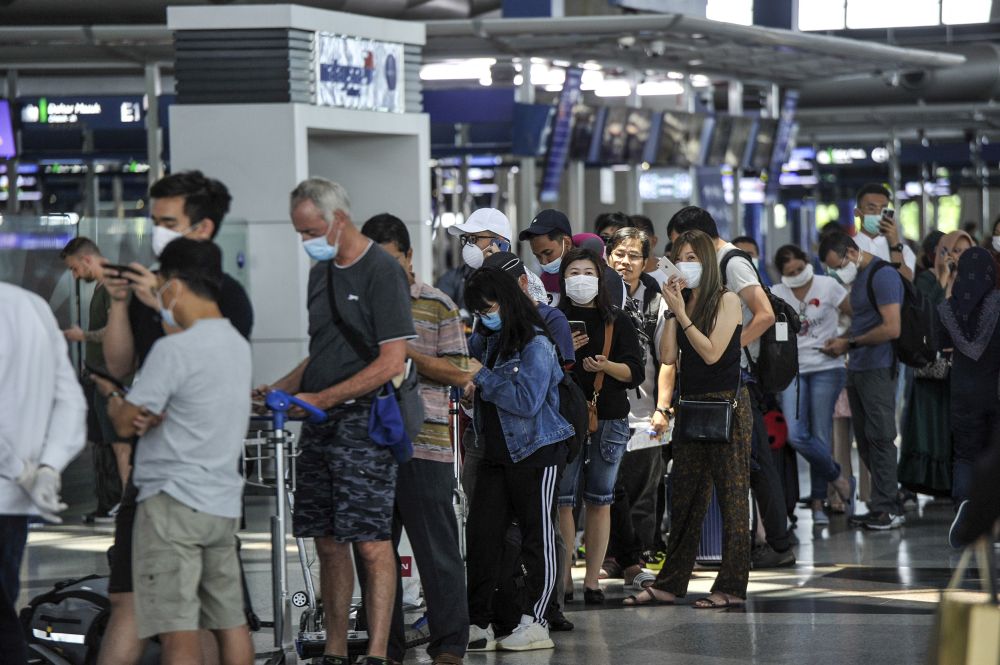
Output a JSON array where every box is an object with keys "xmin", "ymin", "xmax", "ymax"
[
  {"xmin": 540, "ymin": 243, "xmax": 566, "ymax": 275},
  {"xmin": 480, "ymin": 310, "xmax": 502, "ymax": 331},
  {"xmin": 156, "ymin": 280, "xmax": 179, "ymax": 329},
  {"xmin": 861, "ymin": 214, "xmax": 881, "ymax": 235},
  {"xmin": 302, "ymin": 220, "xmax": 340, "ymax": 262}
]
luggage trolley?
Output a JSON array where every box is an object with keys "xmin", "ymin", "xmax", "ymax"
[{"xmin": 244, "ymin": 390, "xmax": 327, "ymax": 665}]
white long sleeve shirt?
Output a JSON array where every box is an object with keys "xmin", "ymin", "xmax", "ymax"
[{"xmin": 0, "ymin": 283, "xmax": 87, "ymax": 516}]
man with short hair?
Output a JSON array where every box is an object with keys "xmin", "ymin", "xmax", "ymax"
[
  {"xmin": 851, "ymin": 183, "xmax": 915, "ymax": 282},
  {"xmin": 594, "ymin": 211, "xmax": 631, "ymax": 245},
  {"xmin": 448, "ymin": 208, "xmax": 512, "ymax": 270},
  {"xmin": 819, "ymin": 232, "xmax": 904, "ymax": 530},
  {"xmin": 98, "ymin": 170, "xmax": 254, "ymax": 665},
  {"xmin": 0, "ymin": 283, "xmax": 86, "ymax": 664},
  {"xmin": 260, "ymin": 178, "xmax": 416, "ymax": 665},
  {"xmin": 731, "ymin": 235, "xmax": 772, "ymax": 287},
  {"xmin": 97, "ymin": 238, "xmax": 254, "ymax": 665},
  {"xmin": 60, "ymin": 237, "xmax": 124, "ymax": 521},
  {"xmin": 626, "ymin": 214, "xmax": 667, "ymax": 286},
  {"xmin": 669, "ymin": 206, "xmax": 797, "ymax": 568},
  {"xmin": 521, "ymin": 209, "xmax": 627, "ymax": 308},
  {"xmin": 360, "ymin": 213, "xmax": 472, "ymax": 665}
]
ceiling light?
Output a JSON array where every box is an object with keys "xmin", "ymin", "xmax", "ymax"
[
  {"xmin": 637, "ymin": 80, "xmax": 684, "ymax": 96},
  {"xmin": 594, "ymin": 79, "xmax": 632, "ymax": 97},
  {"xmin": 420, "ymin": 58, "xmax": 496, "ymax": 81}
]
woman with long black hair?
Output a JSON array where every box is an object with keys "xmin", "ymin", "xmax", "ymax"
[
  {"xmin": 463, "ymin": 267, "xmax": 573, "ymax": 653},
  {"xmin": 937, "ymin": 247, "xmax": 1000, "ymax": 505},
  {"xmin": 623, "ymin": 229, "xmax": 751, "ymax": 609},
  {"xmin": 556, "ymin": 247, "xmax": 644, "ymax": 605}
]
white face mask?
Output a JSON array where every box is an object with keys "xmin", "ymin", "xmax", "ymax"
[
  {"xmin": 462, "ymin": 243, "xmax": 485, "ymax": 270},
  {"xmin": 831, "ymin": 255, "xmax": 860, "ymax": 286},
  {"xmin": 992, "ymin": 236, "xmax": 1000, "ymax": 253},
  {"xmin": 565, "ymin": 274, "xmax": 600, "ymax": 305},
  {"xmin": 781, "ymin": 264, "xmax": 814, "ymax": 289},
  {"xmin": 152, "ymin": 225, "xmax": 187, "ymax": 257},
  {"xmin": 540, "ymin": 242, "xmax": 567, "ymax": 274},
  {"xmin": 677, "ymin": 261, "xmax": 703, "ymax": 289}
]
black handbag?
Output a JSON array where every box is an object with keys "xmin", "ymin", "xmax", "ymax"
[{"xmin": 673, "ymin": 350, "xmax": 742, "ymax": 444}]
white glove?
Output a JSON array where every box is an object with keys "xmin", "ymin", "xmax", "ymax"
[{"xmin": 17, "ymin": 461, "xmax": 66, "ymax": 523}]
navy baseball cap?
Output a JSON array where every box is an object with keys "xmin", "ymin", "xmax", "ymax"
[
  {"xmin": 518, "ymin": 209, "xmax": 572, "ymax": 242},
  {"xmin": 482, "ymin": 251, "xmax": 526, "ymax": 278}
]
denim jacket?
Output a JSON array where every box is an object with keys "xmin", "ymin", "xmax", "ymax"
[{"xmin": 471, "ymin": 331, "xmax": 574, "ymax": 463}]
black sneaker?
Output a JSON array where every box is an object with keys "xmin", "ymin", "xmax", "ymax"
[
  {"xmin": 750, "ymin": 545, "xmax": 795, "ymax": 569},
  {"xmin": 316, "ymin": 656, "xmax": 350, "ymax": 665},
  {"xmin": 83, "ymin": 510, "xmax": 115, "ymax": 525},
  {"xmin": 848, "ymin": 512, "xmax": 871, "ymax": 528},
  {"xmin": 863, "ymin": 512, "xmax": 905, "ymax": 531},
  {"xmin": 546, "ymin": 609, "xmax": 574, "ymax": 632},
  {"xmin": 949, "ymin": 501, "xmax": 970, "ymax": 549}
]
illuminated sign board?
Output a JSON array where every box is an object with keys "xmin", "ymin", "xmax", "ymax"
[
  {"xmin": 316, "ymin": 33, "xmax": 404, "ymax": 113},
  {"xmin": 20, "ymin": 97, "xmax": 143, "ymax": 128}
]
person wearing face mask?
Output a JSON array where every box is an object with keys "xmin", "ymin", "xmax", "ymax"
[
  {"xmin": 462, "ymin": 267, "xmax": 572, "ymax": 653},
  {"xmin": 623, "ymin": 229, "xmax": 751, "ymax": 609},
  {"xmin": 257, "ymin": 179, "xmax": 416, "ymax": 665},
  {"xmin": 521, "ymin": 209, "xmax": 628, "ymax": 308},
  {"xmin": 556, "ymin": 248, "xmax": 644, "ymax": 606},
  {"xmin": 448, "ymin": 207, "xmax": 513, "ymax": 271},
  {"xmin": 732, "ymin": 236, "xmax": 773, "ymax": 287},
  {"xmin": 96, "ymin": 170, "xmax": 254, "ymax": 665},
  {"xmin": 771, "ymin": 245, "xmax": 855, "ymax": 526},
  {"xmin": 93, "ymin": 238, "xmax": 254, "ymax": 665},
  {"xmin": 850, "ymin": 183, "xmax": 916, "ymax": 282},
  {"xmin": 986, "ymin": 217, "xmax": 1000, "ymax": 284},
  {"xmin": 934, "ymin": 230, "xmax": 975, "ymax": 299},
  {"xmin": 819, "ymin": 232, "xmax": 904, "ymax": 531}
]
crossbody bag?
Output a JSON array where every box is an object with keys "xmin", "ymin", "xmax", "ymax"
[{"xmin": 673, "ymin": 348, "xmax": 742, "ymax": 444}]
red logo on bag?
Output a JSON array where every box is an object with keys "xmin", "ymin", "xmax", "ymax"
[{"xmin": 400, "ymin": 556, "xmax": 412, "ymax": 577}]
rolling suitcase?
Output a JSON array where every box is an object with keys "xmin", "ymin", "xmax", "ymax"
[{"xmin": 696, "ymin": 489, "xmax": 724, "ymax": 565}]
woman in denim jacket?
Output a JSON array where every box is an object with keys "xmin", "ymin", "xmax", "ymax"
[{"xmin": 463, "ymin": 267, "xmax": 573, "ymax": 653}]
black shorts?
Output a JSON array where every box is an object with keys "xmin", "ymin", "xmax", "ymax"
[
  {"xmin": 107, "ymin": 478, "xmax": 139, "ymax": 594},
  {"xmin": 292, "ymin": 400, "xmax": 397, "ymax": 543}
]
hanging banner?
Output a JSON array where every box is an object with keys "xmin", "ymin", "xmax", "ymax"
[
  {"xmin": 316, "ymin": 33, "xmax": 404, "ymax": 113},
  {"xmin": 540, "ymin": 67, "xmax": 583, "ymax": 203}
]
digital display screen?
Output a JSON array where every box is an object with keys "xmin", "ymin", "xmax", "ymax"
[
  {"xmin": 568, "ymin": 106, "xmax": 598, "ymax": 161},
  {"xmin": 750, "ymin": 118, "xmax": 777, "ymax": 171},
  {"xmin": 654, "ymin": 111, "xmax": 709, "ymax": 168},
  {"xmin": 705, "ymin": 115, "xmax": 732, "ymax": 167},
  {"xmin": 600, "ymin": 106, "xmax": 629, "ymax": 164},
  {"xmin": 624, "ymin": 109, "xmax": 652, "ymax": 164},
  {"xmin": 0, "ymin": 100, "xmax": 15, "ymax": 159},
  {"xmin": 727, "ymin": 116, "xmax": 755, "ymax": 168}
]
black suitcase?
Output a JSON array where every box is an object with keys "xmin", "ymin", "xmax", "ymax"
[{"xmin": 20, "ymin": 575, "xmax": 110, "ymax": 665}]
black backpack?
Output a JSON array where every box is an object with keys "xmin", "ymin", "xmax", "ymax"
[
  {"xmin": 721, "ymin": 249, "xmax": 801, "ymax": 394},
  {"xmin": 865, "ymin": 261, "xmax": 936, "ymax": 368},
  {"xmin": 20, "ymin": 575, "xmax": 111, "ymax": 665},
  {"xmin": 557, "ymin": 362, "xmax": 589, "ymax": 464}
]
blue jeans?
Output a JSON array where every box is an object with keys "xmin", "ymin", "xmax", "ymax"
[
  {"xmin": 779, "ymin": 368, "xmax": 846, "ymax": 500},
  {"xmin": 558, "ymin": 418, "xmax": 629, "ymax": 506},
  {"xmin": 0, "ymin": 516, "xmax": 28, "ymax": 665}
]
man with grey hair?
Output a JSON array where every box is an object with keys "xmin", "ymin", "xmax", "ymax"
[{"xmin": 256, "ymin": 178, "xmax": 416, "ymax": 665}]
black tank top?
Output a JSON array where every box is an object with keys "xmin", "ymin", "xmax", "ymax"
[{"xmin": 677, "ymin": 321, "xmax": 742, "ymax": 397}]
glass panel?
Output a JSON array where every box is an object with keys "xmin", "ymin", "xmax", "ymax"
[
  {"xmin": 942, "ymin": 0, "xmax": 991, "ymax": 24},
  {"xmin": 798, "ymin": 0, "xmax": 846, "ymax": 30},
  {"xmin": 846, "ymin": 0, "xmax": 940, "ymax": 28},
  {"xmin": 706, "ymin": 0, "xmax": 753, "ymax": 26}
]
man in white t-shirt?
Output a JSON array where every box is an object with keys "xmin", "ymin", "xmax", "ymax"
[
  {"xmin": 667, "ymin": 207, "xmax": 797, "ymax": 568},
  {"xmin": 851, "ymin": 183, "xmax": 915, "ymax": 282},
  {"xmin": 97, "ymin": 238, "xmax": 253, "ymax": 664}
]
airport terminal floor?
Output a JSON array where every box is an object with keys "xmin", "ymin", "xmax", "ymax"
[{"xmin": 20, "ymin": 445, "xmax": 958, "ymax": 665}]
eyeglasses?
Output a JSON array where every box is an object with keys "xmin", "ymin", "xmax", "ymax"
[
  {"xmin": 476, "ymin": 302, "xmax": 500, "ymax": 317},
  {"xmin": 459, "ymin": 234, "xmax": 495, "ymax": 247},
  {"xmin": 610, "ymin": 249, "xmax": 644, "ymax": 262}
]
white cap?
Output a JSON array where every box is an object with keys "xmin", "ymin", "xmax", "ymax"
[{"xmin": 447, "ymin": 208, "xmax": 511, "ymax": 240}]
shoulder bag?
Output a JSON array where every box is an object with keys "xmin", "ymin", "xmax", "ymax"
[
  {"xmin": 673, "ymin": 348, "xmax": 742, "ymax": 444},
  {"xmin": 588, "ymin": 321, "xmax": 615, "ymax": 433},
  {"xmin": 325, "ymin": 263, "xmax": 421, "ymax": 463}
]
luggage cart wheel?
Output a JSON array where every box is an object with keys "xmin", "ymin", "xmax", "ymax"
[{"xmin": 291, "ymin": 591, "xmax": 309, "ymax": 608}]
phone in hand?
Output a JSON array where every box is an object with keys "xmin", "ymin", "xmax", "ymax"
[
  {"xmin": 656, "ymin": 256, "xmax": 684, "ymax": 282},
  {"xmin": 103, "ymin": 264, "xmax": 141, "ymax": 277},
  {"xmin": 881, "ymin": 207, "xmax": 895, "ymax": 221},
  {"xmin": 568, "ymin": 320, "xmax": 587, "ymax": 337}
]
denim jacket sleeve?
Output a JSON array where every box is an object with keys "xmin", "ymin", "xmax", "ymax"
[
  {"xmin": 473, "ymin": 336, "xmax": 554, "ymax": 417},
  {"xmin": 469, "ymin": 331, "xmax": 486, "ymax": 361}
]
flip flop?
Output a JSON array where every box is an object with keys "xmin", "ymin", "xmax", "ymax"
[
  {"xmin": 692, "ymin": 595, "xmax": 745, "ymax": 609},
  {"xmin": 622, "ymin": 587, "xmax": 675, "ymax": 607}
]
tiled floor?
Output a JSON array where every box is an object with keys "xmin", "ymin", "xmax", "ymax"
[{"xmin": 18, "ymin": 445, "xmax": 974, "ymax": 664}]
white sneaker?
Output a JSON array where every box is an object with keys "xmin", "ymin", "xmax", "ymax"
[
  {"xmin": 496, "ymin": 618, "xmax": 554, "ymax": 652},
  {"xmin": 467, "ymin": 623, "xmax": 496, "ymax": 652}
]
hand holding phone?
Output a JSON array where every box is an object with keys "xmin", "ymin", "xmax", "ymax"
[
  {"xmin": 568, "ymin": 320, "xmax": 587, "ymax": 337},
  {"xmin": 657, "ymin": 256, "xmax": 684, "ymax": 282}
]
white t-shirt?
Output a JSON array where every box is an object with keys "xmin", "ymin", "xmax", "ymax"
[
  {"xmin": 854, "ymin": 233, "xmax": 916, "ymax": 275},
  {"xmin": 128, "ymin": 318, "xmax": 252, "ymax": 519},
  {"xmin": 717, "ymin": 242, "xmax": 762, "ymax": 366},
  {"xmin": 771, "ymin": 275, "xmax": 848, "ymax": 375}
]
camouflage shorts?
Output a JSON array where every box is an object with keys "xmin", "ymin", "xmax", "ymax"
[{"xmin": 292, "ymin": 399, "xmax": 397, "ymax": 542}]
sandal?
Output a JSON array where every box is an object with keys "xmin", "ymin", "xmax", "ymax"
[
  {"xmin": 628, "ymin": 570, "xmax": 656, "ymax": 591},
  {"xmin": 692, "ymin": 595, "xmax": 745, "ymax": 609},
  {"xmin": 622, "ymin": 587, "xmax": 674, "ymax": 607}
]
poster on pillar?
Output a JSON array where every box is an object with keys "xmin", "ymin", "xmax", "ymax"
[
  {"xmin": 695, "ymin": 167, "xmax": 732, "ymax": 239},
  {"xmin": 316, "ymin": 33, "xmax": 404, "ymax": 113}
]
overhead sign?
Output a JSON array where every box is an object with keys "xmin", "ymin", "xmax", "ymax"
[
  {"xmin": 540, "ymin": 67, "xmax": 583, "ymax": 203},
  {"xmin": 696, "ymin": 167, "xmax": 732, "ymax": 239},
  {"xmin": 20, "ymin": 96, "xmax": 143, "ymax": 128},
  {"xmin": 316, "ymin": 33, "xmax": 404, "ymax": 113}
]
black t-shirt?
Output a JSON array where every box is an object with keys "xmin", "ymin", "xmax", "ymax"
[
  {"xmin": 480, "ymin": 348, "xmax": 566, "ymax": 467},
  {"xmin": 563, "ymin": 305, "xmax": 644, "ymax": 421},
  {"xmin": 130, "ymin": 272, "xmax": 254, "ymax": 365}
]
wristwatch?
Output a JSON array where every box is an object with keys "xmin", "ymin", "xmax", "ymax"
[
  {"xmin": 848, "ymin": 336, "xmax": 858, "ymax": 350},
  {"xmin": 890, "ymin": 243, "xmax": 904, "ymax": 253},
  {"xmin": 108, "ymin": 390, "xmax": 124, "ymax": 400},
  {"xmin": 656, "ymin": 406, "xmax": 673, "ymax": 417}
]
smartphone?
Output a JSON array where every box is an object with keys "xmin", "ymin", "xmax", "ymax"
[
  {"xmin": 491, "ymin": 238, "xmax": 511, "ymax": 253},
  {"xmin": 881, "ymin": 207, "xmax": 895, "ymax": 221},
  {"xmin": 103, "ymin": 263, "xmax": 141, "ymax": 277},
  {"xmin": 656, "ymin": 256, "xmax": 684, "ymax": 282},
  {"xmin": 568, "ymin": 320, "xmax": 587, "ymax": 337},
  {"xmin": 84, "ymin": 365, "xmax": 126, "ymax": 392}
]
